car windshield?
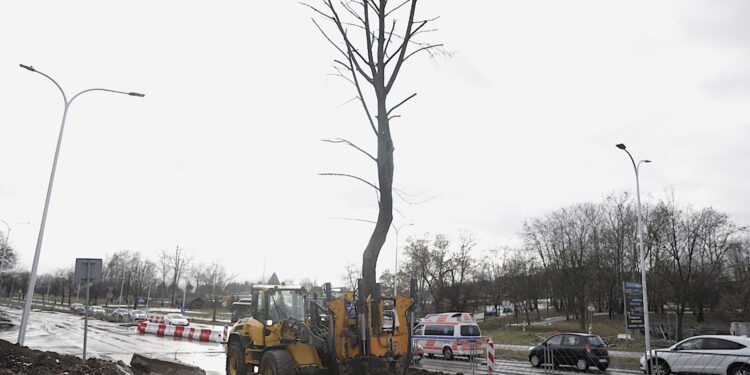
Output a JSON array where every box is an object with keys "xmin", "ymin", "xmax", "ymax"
[
  {"xmin": 586, "ymin": 336, "xmax": 606, "ymax": 348},
  {"xmin": 268, "ymin": 289, "xmax": 305, "ymax": 322},
  {"xmin": 133, "ymin": 310, "xmax": 144, "ymax": 314},
  {"xmin": 460, "ymin": 324, "xmax": 481, "ymax": 337},
  {"xmin": 171, "ymin": 314, "xmax": 185, "ymax": 319}
]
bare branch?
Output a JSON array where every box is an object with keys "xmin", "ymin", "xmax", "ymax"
[
  {"xmin": 385, "ymin": 0, "xmax": 411, "ymax": 17},
  {"xmin": 387, "ymin": 92, "xmax": 417, "ymax": 116},
  {"xmin": 388, "ymin": 114, "xmax": 401, "ymax": 121},
  {"xmin": 345, "ymin": 43, "xmax": 378, "ymax": 136},
  {"xmin": 322, "ymin": 137, "xmax": 377, "ymax": 162},
  {"xmin": 312, "ymin": 18, "xmax": 349, "ymax": 60},
  {"xmin": 393, "ymin": 187, "xmax": 440, "ymax": 205},
  {"xmin": 331, "ymin": 216, "xmax": 377, "ymax": 225},
  {"xmin": 299, "ymin": 2, "xmax": 334, "ymax": 20},
  {"xmin": 325, "ymin": 0, "xmax": 375, "ymax": 83},
  {"xmin": 319, "ymin": 172, "xmax": 380, "ymax": 191},
  {"xmin": 403, "ymin": 43, "xmax": 444, "ymax": 63}
]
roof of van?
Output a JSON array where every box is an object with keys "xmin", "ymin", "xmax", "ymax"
[{"xmin": 421, "ymin": 312, "xmax": 476, "ymax": 324}]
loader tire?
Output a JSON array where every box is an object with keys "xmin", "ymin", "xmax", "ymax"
[
  {"xmin": 226, "ymin": 342, "xmax": 246, "ymax": 375},
  {"xmin": 260, "ymin": 350, "xmax": 295, "ymax": 375}
]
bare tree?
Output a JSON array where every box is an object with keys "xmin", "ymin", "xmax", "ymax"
[
  {"xmin": 129, "ymin": 252, "xmax": 157, "ymax": 310},
  {"xmin": 169, "ymin": 246, "xmax": 189, "ymax": 306},
  {"xmin": 342, "ymin": 262, "xmax": 362, "ymax": 292},
  {"xmin": 306, "ymin": 0, "xmax": 443, "ymax": 298},
  {"xmin": 205, "ymin": 262, "xmax": 229, "ymax": 322},
  {"xmin": 157, "ymin": 249, "xmax": 171, "ymax": 306}
]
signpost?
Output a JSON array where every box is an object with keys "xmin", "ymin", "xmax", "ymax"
[
  {"xmin": 624, "ymin": 282, "xmax": 645, "ymax": 330},
  {"xmin": 74, "ymin": 258, "xmax": 102, "ymax": 363}
]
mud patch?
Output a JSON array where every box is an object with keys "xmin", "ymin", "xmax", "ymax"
[{"xmin": 0, "ymin": 338, "xmax": 129, "ymax": 374}]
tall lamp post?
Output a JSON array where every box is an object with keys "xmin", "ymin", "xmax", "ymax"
[
  {"xmin": 616, "ymin": 143, "xmax": 652, "ymax": 361},
  {"xmin": 17, "ymin": 64, "xmax": 144, "ymax": 346},
  {"xmin": 0, "ymin": 220, "xmax": 30, "ymax": 288},
  {"xmin": 392, "ymin": 223, "xmax": 413, "ymax": 297}
]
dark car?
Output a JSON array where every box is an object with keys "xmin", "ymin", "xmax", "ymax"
[{"xmin": 528, "ymin": 333, "xmax": 610, "ymax": 371}]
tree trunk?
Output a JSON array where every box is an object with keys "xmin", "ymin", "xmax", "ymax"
[{"xmin": 361, "ymin": 95, "xmax": 394, "ymax": 299}]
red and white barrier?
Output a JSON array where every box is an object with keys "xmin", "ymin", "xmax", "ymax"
[
  {"xmin": 147, "ymin": 315, "xmax": 164, "ymax": 324},
  {"xmin": 138, "ymin": 321, "xmax": 226, "ymax": 343},
  {"xmin": 487, "ymin": 337, "xmax": 495, "ymax": 373}
]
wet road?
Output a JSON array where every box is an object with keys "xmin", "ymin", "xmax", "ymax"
[
  {"xmin": 0, "ymin": 305, "xmax": 226, "ymax": 374},
  {"xmin": 415, "ymin": 358, "xmax": 641, "ymax": 375}
]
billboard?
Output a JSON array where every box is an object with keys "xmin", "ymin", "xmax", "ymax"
[{"xmin": 624, "ymin": 281, "xmax": 644, "ymax": 329}]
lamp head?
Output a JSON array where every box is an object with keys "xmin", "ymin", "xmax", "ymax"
[
  {"xmin": 19, "ymin": 64, "xmax": 36, "ymax": 72},
  {"xmin": 128, "ymin": 92, "xmax": 145, "ymax": 97},
  {"xmin": 616, "ymin": 143, "xmax": 626, "ymax": 150}
]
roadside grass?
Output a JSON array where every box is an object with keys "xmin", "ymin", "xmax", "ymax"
[{"xmin": 479, "ymin": 310, "xmax": 730, "ymax": 353}]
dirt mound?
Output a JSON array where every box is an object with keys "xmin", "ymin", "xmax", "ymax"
[{"xmin": 0, "ymin": 338, "xmax": 129, "ymax": 374}]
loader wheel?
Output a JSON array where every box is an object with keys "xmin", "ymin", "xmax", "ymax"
[
  {"xmin": 260, "ymin": 350, "xmax": 295, "ymax": 375},
  {"xmin": 226, "ymin": 342, "xmax": 246, "ymax": 375}
]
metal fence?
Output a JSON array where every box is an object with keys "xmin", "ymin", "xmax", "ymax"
[
  {"xmin": 412, "ymin": 338, "xmax": 750, "ymax": 375},
  {"xmin": 645, "ymin": 349, "xmax": 750, "ymax": 375}
]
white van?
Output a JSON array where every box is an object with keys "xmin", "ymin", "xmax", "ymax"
[{"xmin": 412, "ymin": 312, "xmax": 484, "ymax": 360}]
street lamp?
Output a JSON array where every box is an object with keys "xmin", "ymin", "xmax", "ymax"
[
  {"xmin": 0, "ymin": 220, "xmax": 30, "ymax": 286},
  {"xmin": 616, "ymin": 143, "xmax": 652, "ymax": 362},
  {"xmin": 17, "ymin": 64, "xmax": 144, "ymax": 346},
  {"xmin": 392, "ymin": 223, "xmax": 413, "ymax": 297}
]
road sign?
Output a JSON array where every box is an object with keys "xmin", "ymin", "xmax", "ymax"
[
  {"xmin": 138, "ymin": 296, "xmax": 145, "ymax": 304},
  {"xmin": 624, "ymin": 281, "xmax": 644, "ymax": 329},
  {"xmin": 74, "ymin": 258, "xmax": 102, "ymax": 284},
  {"xmin": 74, "ymin": 258, "xmax": 102, "ymax": 364}
]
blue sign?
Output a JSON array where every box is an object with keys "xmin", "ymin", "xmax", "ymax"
[
  {"xmin": 138, "ymin": 296, "xmax": 145, "ymax": 304},
  {"xmin": 624, "ymin": 282, "xmax": 644, "ymax": 329}
]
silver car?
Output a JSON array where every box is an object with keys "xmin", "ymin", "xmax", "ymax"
[
  {"xmin": 88, "ymin": 306, "xmax": 106, "ymax": 316},
  {"xmin": 164, "ymin": 313, "xmax": 189, "ymax": 326},
  {"xmin": 640, "ymin": 335, "xmax": 750, "ymax": 375},
  {"xmin": 130, "ymin": 310, "xmax": 147, "ymax": 321}
]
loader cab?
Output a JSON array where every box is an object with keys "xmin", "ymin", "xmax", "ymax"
[{"xmin": 250, "ymin": 285, "xmax": 306, "ymax": 324}]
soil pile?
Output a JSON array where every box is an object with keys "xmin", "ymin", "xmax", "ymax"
[{"xmin": 0, "ymin": 338, "xmax": 130, "ymax": 375}]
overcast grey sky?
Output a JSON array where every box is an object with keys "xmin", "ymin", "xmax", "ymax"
[{"xmin": 1, "ymin": 1, "xmax": 748, "ymax": 284}]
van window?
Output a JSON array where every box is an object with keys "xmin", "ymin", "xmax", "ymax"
[
  {"xmin": 425, "ymin": 325, "xmax": 454, "ymax": 336},
  {"xmin": 460, "ymin": 325, "xmax": 481, "ymax": 337},
  {"xmin": 413, "ymin": 325, "xmax": 424, "ymax": 335}
]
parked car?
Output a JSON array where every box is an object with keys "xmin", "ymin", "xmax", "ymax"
[
  {"xmin": 528, "ymin": 333, "xmax": 610, "ymax": 371},
  {"xmin": 70, "ymin": 303, "xmax": 85, "ymax": 314},
  {"xmin": 88, "ymin": 306, "xmax": 106, "ymax": 316},
  {"xmin": 640, "ymin": 335, "xmax": 750, "ymax": 375},
  {"xmin": 164, "ymin": 313, "xmax": 189, "ymax": 326},
  {"xmin": 111, "ymin": 308, "xmax": 130, "ymax": 320},
  {"xmin": 130, "ymin": 310, "xmax": 147, "ymax": 321}
]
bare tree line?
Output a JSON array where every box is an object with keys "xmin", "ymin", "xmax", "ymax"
[
  {"xmin": 0, "ymin": 245, "xmax": 233, "ymax": 317},
  {"xmin": 383, "ymin": 191, "xmax": 748, "ymax": 341}
]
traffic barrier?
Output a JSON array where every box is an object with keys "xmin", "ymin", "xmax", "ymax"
[
  {"xmin": 137, "ymin": 321, "xmax": 224, "ymax": 343},
  {"xmin": 147, "ymin": 315, "xmax": 164, "ymax": 324},
  {"xmin": 487, "ymin": 337, "xmax": 495, "ymax": 373}
]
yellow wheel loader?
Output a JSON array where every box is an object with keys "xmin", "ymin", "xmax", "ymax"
[{"xmin": 225, "ymin": 281, "xmax": 417, "ymax": 375}]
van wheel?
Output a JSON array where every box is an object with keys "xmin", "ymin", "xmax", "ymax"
[
  {"xmin": 260, "ymin": 350, "xmax": 294, "ymax": 375},
  {"xmin": 442, "ymin": 347, "xmax": 454, "ymax": 360}
]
